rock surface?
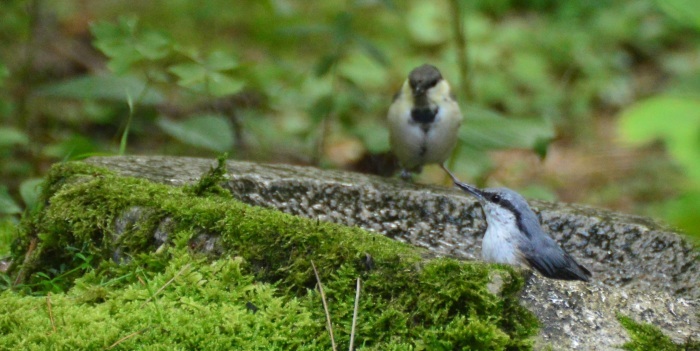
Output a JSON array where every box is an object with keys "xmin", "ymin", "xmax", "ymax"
[{"xmin": 85, "ymin": 156, "xmax": 699, "ymax": 350}]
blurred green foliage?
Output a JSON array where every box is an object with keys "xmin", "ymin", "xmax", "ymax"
[
  {"xmin": 0, "ymin": 0, "xmax": 698, "ymax": 238},
  {"xmin": 618, "ymin": 0, "xmax": 700, "ymax": 238}
]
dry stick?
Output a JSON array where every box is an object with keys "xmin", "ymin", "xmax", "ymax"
[
  {"xmin": 46, "ymin": 292, "xmax": 56, "ymax": 333},
  {"xmin": 311, "ymin": 261, "xmax": 337, "ymax": 351},
  {"xmin": 13, "ymin": 237, "xmax": 37, "ymax": 286},
  {"xmin": 106, "ymin": 328, "xmax": 148, "ymax": 350},
  {"xmin": 349, "ymin": 278, "xmax": 361, "ymax": 351},
  {"xmin": 142, "ymin": 263, "xmax": 191, "ymax": 306}
]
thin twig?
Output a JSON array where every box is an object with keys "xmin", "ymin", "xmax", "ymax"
[
  {"xmin": 14, "ymin": 237, "xmax": 37, "ymax": 287},
  {"xmin": 349, "ymin": 278, "xmax": 361, "ymax": 351},
  {"xmin": 142, "ymin": 263, "xmax": 191, "ymax": 306},
  {"xmin": 46, "ymin": 292, "xmax": 56, "ymax": 333},
  {"xmin": 311, "ymin": 260, "xmax": 337, "ymax": 351},
  {"xmin": 106, "ymin": 328, "xmax": 148, "ymax": 350}
]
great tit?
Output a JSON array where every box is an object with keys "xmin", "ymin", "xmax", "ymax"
[{"xmin": 387, "ymin": 64, "xmax": 463, "ymax": 179}]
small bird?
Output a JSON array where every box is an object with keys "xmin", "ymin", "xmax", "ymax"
[
  {"xmin": 443, "ymin": 168, "xmax": 591, "ymax": 281},
  {"xmin": 388, "ymin": 64, "xmax": 463, "ymax": 179}
]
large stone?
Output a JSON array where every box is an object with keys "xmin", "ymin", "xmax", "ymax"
[{"xmin": 85, "ymin": 156, "xmax": 699, "ymax": 350}]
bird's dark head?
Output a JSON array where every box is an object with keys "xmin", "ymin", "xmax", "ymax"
[{"xmin": 408, "ymin": 64, "xmax": 443, "ymax": 97}]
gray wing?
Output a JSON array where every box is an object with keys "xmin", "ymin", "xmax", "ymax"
[
  {"xmin": 520, "ymin": 232, "xmax": 591, "ymax": 282},
  {"xmin": 520, "ymin": 213, "xmax": 591, "ymax": 282}
]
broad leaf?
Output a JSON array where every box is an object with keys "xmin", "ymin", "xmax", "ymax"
[
  {"xmin": 169, "ymin": 50, "xmax": 243, "ymax": 97},
  {"xmin": 656, "ymin": 0, "xmax": 700, "ymax": 30},
  {"xmin": 35, "ymin": 75, "xmax": 165, "ymax": 105},
  {"xmin": 91, "ymin": 16, "xmax": 172, "ymax": 74},
  {"xmin": 0, "ymin": 128, "xmax": 29, "ymax": 148},
  {"xmin": 618, "ymin": 96, "xmax": 700, "ymax": 182},
  {"xmin": 0, "ymin": 186, "xmax": 21, "ymax": 215},
  {"xmin": 459, "ymin": 107, "xmax": 555, "ymax": 156},
  {"xmin": 157, "ymin": 114, "xmax": 234, "ymax": 152},
  {"xmin": 19, "ymin": 178, "xmax": 44, "ymax": 210},
  {"xmin": 42, "ymin": 135, "xmax": 103, "ymax": 160},
  {"xmin": 662, "ymin": 191, "xmax": 700, "ymax": 239},
  {"xmin": 338, "ymin": 52, "xmax": 388, "ymax": 90},
  {"xmin": 353, "ymin": 121, "xmax": 389, "ymax": 153}
]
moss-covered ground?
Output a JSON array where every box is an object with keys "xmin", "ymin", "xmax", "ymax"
[
  {"xmin": 0, "ymin": 159, "xmax": 539, "ymax": 350},
  {"xmin": 617, "ymin": 315, "xmax": 700, "ymax": 351}
]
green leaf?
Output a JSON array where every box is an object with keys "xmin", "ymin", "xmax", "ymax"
[
  {"xmin": 315, "ymin": 54, "xmax": 340, "ymax": 77},
  {"xmin": 135, "ymin": 30, "xmax": 172, "ymax": 60},
  {"xmin": 91, "ymin": 16, "xmax": 172, "ymax": 74},
  {"xmin": 91, "ymin": 17, "xmax": 138, "ymax": 59},
  {"xmin": 157, "ymin": 114, "xmax": 234, "ymax": 152},
  {"xmin": 0, "ymin": 186, "xmax": 21, "ymax": 215},
  {"xmin": 169, "ymin": 63, "xmax": 207, "ymax": 86},
  {"xmin": 662, "ymin": 191, "xmax": 700, "ymax": 239},
  {"xmin": 618, "ymin": 96, "xmax": 700, "ymax": 181},
  {"xmin": 19, "ymin": 178, "xmax": 43, "ymax": 210},
  {"xmin": 459, "ymin": 107, "xmax": 555, "ymax": 152},
  {"xmin": 0, "ymin": 127, "xmax": 29, "ymax": 148},
  {"xmin": 354, "ymin": 36, "xmax": 389, "ymax": 67},
  {"xmin": 656, "ymin": 0, "xmax": 700, "ymax": 30},
  {"xmin": 452, "ymin": 146, "xmax": 494, "ymax": 181},
  {"xmin": 338, "ymin": 51, "xmax": 388, "ymax": 90},
  {"xmin": 35, "ymin": 75, "xmax": 165, "ymax": 105},
  {"xmin": 618, "ymin": 96, "xmax": 700, "ymax": 144},
  {"xmin": 205, "ymin": 51, "xmax": 239, "ymax": 71},
  {"xmin": 42, "ymin": 135, "xmax": 103, "ymax": 160},
  {"xmin": 206, "ymin": 72, "xmax": 246, "ymax": 97},
  {"xmin": 308, "ymin": 94, "xmax": 335, "ymax": 125},
  {"xmin": 169, "ymin": 51, "xmax": 243, "ymax": 97},
  {"xmin": 353, "ymin": 121, "xmax": 390, "ymax": 153}
]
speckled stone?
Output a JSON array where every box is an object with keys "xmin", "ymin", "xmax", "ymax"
[{"xmin": 86, "ymin": 156, "xmax": 700, "ymax": 350}]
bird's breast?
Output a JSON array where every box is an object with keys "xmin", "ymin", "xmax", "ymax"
[{"xmin": 481, "ymin": 225, "xmax": 524, "ymax": 267}]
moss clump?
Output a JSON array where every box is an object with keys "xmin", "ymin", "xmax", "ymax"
[
  {"xmin": 1, "ymin": 160, "xmax": 538, "ymax": 349},
  {"xmin": 618, "ymin": 315, "xmax": 699, "ymax": 351},
  {"xmin": 1, "ymin": 253, "xmax": 323, "ymax": 350}
]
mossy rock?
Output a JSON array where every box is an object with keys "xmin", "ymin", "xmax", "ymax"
[{"xmin": 0, "ymin": 160, "xmax": 538, "ymax": 350}]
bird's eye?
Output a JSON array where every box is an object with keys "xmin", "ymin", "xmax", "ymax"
[{"xmin": 491, "ymin": 194, "xmax": 501, "ymax": 202}]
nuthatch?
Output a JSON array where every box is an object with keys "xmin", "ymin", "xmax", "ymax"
[
  {"xmin": 388, "ymin": 64, "xmax": 462, "ymax": 179},
  {"xmin": 443, "ymin": 167, "xmax": 591, "ymax": 281}
]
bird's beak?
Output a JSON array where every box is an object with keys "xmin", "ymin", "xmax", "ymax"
[
  {"xmin": 453, "ymin": 181, "xmax": 485, "ymax": 201},
  {"xmin": 440, "ymin": 165, "xmax": 485, "ymax": 201},
  {"xmin": 412, "ymin": 87, "xmax": 425, "ymax": 96}
]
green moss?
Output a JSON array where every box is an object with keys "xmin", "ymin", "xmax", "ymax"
[
  {"xmin": 0, "ymin": 160, "xmax": 539, "ymax": 349},
  {"xmin": 618, "ymin": 315, "xmax": 699, "ymax": 351},
  {"xmin": 184, "ymin": 153, "xmax": 232, "ymax": 198},
  {"xmin": 0, "ymin": 217, "xmax": 17, "ymax": 256}
]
